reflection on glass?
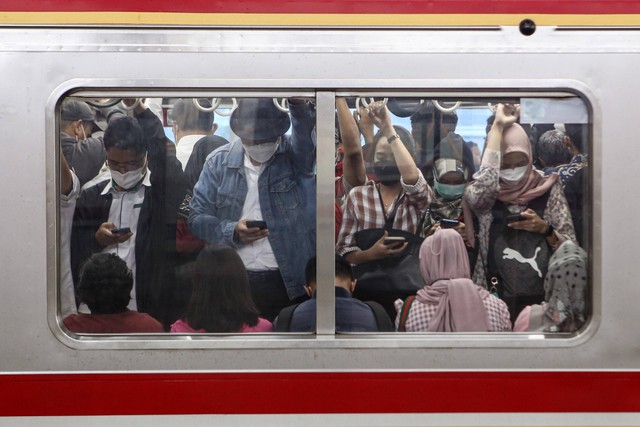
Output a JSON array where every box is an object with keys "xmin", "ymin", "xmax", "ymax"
[
  {"xmin": 60, "ymin": 96, "xmax": 317, "ymax": 334},
  {"xmin": 334, "ymin": 96, "xmax": 589, "ymax": 334}
]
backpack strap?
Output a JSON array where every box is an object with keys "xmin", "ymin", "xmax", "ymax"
[
  {"xmin": 397, "ymin": 295, "xmax": 416, "ymax": 332},
  {"xmin": 364, "ymin": 301, "xmax": 394, "ymax": 332},
  {"xmin": 273, "ymin": 303, "xmax": 300, "ymax": 332}
]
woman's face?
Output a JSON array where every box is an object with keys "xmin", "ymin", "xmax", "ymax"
[
  {"xmin": 501, "ymin": 151, "xmax": 528, "ymax": 170},
  {"xmin": 373, "ymin": 138, "xmax": 395, "ymax": 164},
  {"xmin": 438, "ymin": 171, "xmax": 466, "ymax": 185}
]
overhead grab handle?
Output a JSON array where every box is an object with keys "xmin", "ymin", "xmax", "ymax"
[
  {"xmin": 432, "ymin": 100, "xmax": 461, "ymax": 113},
  {"xmin": 273, "ymin": 98, "xmax": 289, "ymax": 113},
  {"xmin": 192, "ymin": 98, "xmax": 222, "ymax": 113},
  {"xmin": 214, "ymin": 98, "xmax": 238, "ymax": 117}
]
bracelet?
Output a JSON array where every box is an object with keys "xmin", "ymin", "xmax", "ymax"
[
  {"xmin": 387, "ymin": 134, "xmax": 400, "ymax": 143},
  {"xmin": 544, "ymin": 223, "xmax": 555, "ymax": 237}
]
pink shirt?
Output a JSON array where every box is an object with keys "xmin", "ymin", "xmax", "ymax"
[{"xmin": 170, "ymin": 317, "xmax": 273, "ymax": 333}]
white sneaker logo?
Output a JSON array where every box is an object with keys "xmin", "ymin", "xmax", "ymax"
[{"xmin": 502, "ymin": 247, "xmax": 542, "ymax": 278}]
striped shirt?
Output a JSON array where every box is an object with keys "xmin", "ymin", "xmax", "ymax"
[{"xmin": 336, "ymin": 170, "xmax": 432, "ymax": 255}]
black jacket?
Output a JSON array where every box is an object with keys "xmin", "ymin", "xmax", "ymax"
[{"xmin": 71, "ymin": 109, "xmax": 188, "ymax": 326}]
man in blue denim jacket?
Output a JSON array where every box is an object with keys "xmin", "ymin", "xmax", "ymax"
[{"xmin": 189, "ymin": 98, "xmax": 316, "ymax": 320}]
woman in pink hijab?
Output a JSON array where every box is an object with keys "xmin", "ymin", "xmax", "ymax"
[
  {"xmin": 465, "ymin": 104, "xmax": 577, "ymax": 322},
  {"xmin": 394, "ymin": 229, "xmax": 511, "ymax": 332}
]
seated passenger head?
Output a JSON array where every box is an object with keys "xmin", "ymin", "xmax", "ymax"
[
  {"xmin": 499, "ymin": 123, "xmax": 531, "ymax": 185},
  {"xmin": 171, "ymin": 98, "xmax": 216, "ymax": 140},
  {"xmin": 419, "ymin": 229, "xmax": 471, "ymax": 286},
  {"xmin": 303, "ymin": 255, "xmax": 355, "ymax": 296},
  {"xmin": 60, "ymin": 99, "xmax": 100, "ymax": 140},
  {"xmin": 432, "ymin": 136, "xmax": 475, "ymax": 200},
  {"xmin": 187, "ymin": 246, "xmax": 260, "ymax": 332},
  {"xmin": 230, "ymin": 98, "xmax": 291, "ymax": 164},
  {"xmin": 537, "ymin": 129, "xmax": 572, "ymax": 168},
  {"xmin": 104, "ymin": 116, "xmax": 148, "ymax": 190},
  {"xmin": 370, "ymin": 125, "xmax": 415, "ymax": 186},
  {"xmin": 77, "ymin": 253, "xmax": 133, "ymax": 314}
]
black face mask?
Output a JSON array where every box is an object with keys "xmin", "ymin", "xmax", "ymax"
[{"xmin": 374, "ymin": 161, "xmax": 401, "ymax": 186}]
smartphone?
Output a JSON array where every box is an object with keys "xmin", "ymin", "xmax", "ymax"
[
  {"xmin": 440, "ymin": 219, "xmax": 459, "ymax": 229},
  {"xmin": 111, "ymin": 227, "xmax": 131, "ymax": 234},
  {"xmin": 246, "ymin": 220, "xmax": 268, "ymax": 230},
  {"xmin": 506, "ymin": 213, "xmax": 526, "ymax": 223},
  {"xmin": 383, "ymin": 236, "xmax": 406, "ymax": 246}
]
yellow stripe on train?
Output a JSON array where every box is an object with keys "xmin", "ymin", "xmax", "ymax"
[{"xmin": 2, "ymin": 12, "xmax": 640, "ymax": 27}]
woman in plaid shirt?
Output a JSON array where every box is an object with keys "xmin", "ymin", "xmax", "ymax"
[{"xmin": 336, "ymin": 101, "xmax": 433, "ymax": 263}]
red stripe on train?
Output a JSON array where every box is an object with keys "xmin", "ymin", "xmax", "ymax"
[
  {"xmin": 5, "ymin": 0, "xmax": 640, "ymax": 14},
  {"xmin": 0, "ymin": 372, "xmax": 639, "ymax": 416}
]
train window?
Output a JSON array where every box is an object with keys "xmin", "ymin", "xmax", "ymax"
[
  {"xmin": 58, "ymin": 94, "xmax": 318, "ymax": 336},
  {"xmin": 56, "ymin": 90, "xmax": 590, "ymax": 343},
  {"xmin": 334, "ymin": 95, "xmax": 590, "ymax": 335}
]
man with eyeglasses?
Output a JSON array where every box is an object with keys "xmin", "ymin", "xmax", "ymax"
[{"xmin": 71, "ymin": 100, "xmax": 188, "ymax": 327}]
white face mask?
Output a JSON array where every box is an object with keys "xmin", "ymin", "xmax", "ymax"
[
  {"xmin": 111, "ymin": 164, "xmax": 147, "ymax": 190},
  {"xmin": 499, "ymin": 165, "xmax": 528, "ymax": 184},
  {"xmin": 243, "ymin": 138, "xmax": 280, "ymax": 164}
]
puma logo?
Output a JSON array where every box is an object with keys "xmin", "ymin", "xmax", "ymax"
[{"xmin": 502, "ymin": 247, "xmax": 542, "ymax": 278}]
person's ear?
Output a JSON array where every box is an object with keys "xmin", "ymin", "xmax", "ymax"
[
  {"xmin": 350, "ymin": 279, "xmax": 357, "ymax": 293},
  {"xmin": 211, "ymin": 123, "xmax": 218, "ymax": 135},
  {"xmin": 563, "ymin": 135, "xmax": 572, "ymax": 148},
  {"xmin": 304, "ymin": 285, "xmax": 313, "ymax": 297}
]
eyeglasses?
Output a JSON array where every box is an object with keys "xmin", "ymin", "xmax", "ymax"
[{"xmin": 106, "ymin": 155, "xmax": 146, "ymax": 172}]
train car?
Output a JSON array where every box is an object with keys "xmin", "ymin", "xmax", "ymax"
[{"xmin": 1, "ymin": 0, "xmax": 640, "ymax": 425}]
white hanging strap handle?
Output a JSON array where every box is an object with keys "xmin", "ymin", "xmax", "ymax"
[
  {"xmin": 192, "ymin": 98, "xmax": 222, "ymax": 113},
  {"xmin": 432, "ymin": 100, "xmax": 461, "ymax": 113},
  {"xmin": 120, "ymin": 98, "xmax": 141, "ymax": 111},
  {"xmin": 358, "ymin": 97, "xmax": 388, "ymax": 109},
  {"xmin": 487, "ymin": 102, "xmax": 496, "ymax": 113},
  {"xmin": 273, "ymin": 98, "xmax": 289, "ymax": 113},
  {"xmin": 214, "ymin": 97, "xmax": 238, "ymax": 117}
]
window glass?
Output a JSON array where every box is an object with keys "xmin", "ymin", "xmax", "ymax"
[
  {"xmin": 334, "ymin": 96, "xmax": 589, "ymax": 334},
  {"xmin": 59, "ymin": 95, "xmax": 317, "ymax": 335}
]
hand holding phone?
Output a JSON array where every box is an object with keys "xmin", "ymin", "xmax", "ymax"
[
  {"xmin": 506, "ymin": 213, "xmax": 526, "ymax": 223},
  {"xmin": 245, "ymin": 220, "xmax": 267, "ymax": 230},
  {"xmin": 383, "ymin": 236, "xmax": 406, "ymax": 246},
  {"xmin": 111, "ymin": 227, "xmax": 131, "ymax": 234}
]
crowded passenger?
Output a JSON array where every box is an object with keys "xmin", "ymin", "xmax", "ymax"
[
  {"xmin": 514, "ymin": 240, "xmax": 587, "ymax": 332},
  {"xmin": 274, "ymin": 255, "xmax": 393, "ymax": 332},
  {"xmin": 189, "ymin": 98, "xmax": 316, "ymax": 321},
  {"xmin": 60, "ymin": 99, "xmax": 125, "ymax": 187},
  {"xmin": 335, "ymin": 97, "xmax": 368, "ymax": 239},
  {"xmin": 536, "ymin": 129, "xmax": 572, "ymax": 175},
  {"xmin": 395, "ymin": 229, "xmax": 511, "ymax": 332},
  {"xmin": 71, "ymin": 99, "xmax": 188, "ymax": 327},
  {"xmin": 421, "ymin": 136, "xmax": 478, "ymax": 268},
  {"xmin": 465, "ymin": 103, "xmax": 576, "ymax": 322},
  {"xmin": 336, "ymin": 100, "xmax": 433, "ymax": 318},
  {"xmin": 171, "ymin": 98, "xmax": 229, "ymax": 188},
  {"xmin": 60, "ymin": 143, "xmax": 80, "ymax": 318},
  {"xmin": 171, "ymin": 247, "xmax": 272, "ymax": 333},
  {"xmin": 64, "ymin": 253, "xmax": 164, "ymax": 333},
  {"xmin": 557, "ymin": 124, "xmax": 588, "ymax": 247}
]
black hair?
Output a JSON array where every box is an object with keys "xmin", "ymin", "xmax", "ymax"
[
  {"xmin": 368, "ymin": 125, "xmax": 416, "ymax": 163},
  {"xmin": 185, "ymin": 247, "xmax": 260, "ymax": 332},
  {"xmin": 103, "ymin": 116, "xmax": 147, "ymax": 155},
  {"xmin": 432, "ymin": 135, "xmax": 477, "ymax": 178},
  {"xmin": 304, "ymin": 255, "xmax": 353, "ymax": 285},
  {"xmin": 564, "ymin": 123, "xmax": 588, "ymax": 153},
  {"xmin": 171, "ymin": 98, "xmax": 214, "ymax": 133},
  {"xmin": 77, "ymin": 253, "xmax": 133, "ymax": 314}
]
